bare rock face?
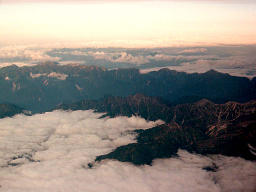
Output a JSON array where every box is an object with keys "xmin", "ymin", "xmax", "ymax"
[
  {"xmin": 57, "ymin": 94, "xmax": 256, "ymax": 164},
  {"xmin": 92, "ymin": 97, "xmax": 256, "ymax": 165}
]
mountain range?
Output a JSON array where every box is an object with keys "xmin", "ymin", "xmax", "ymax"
[
  {"xmin": 0, "ymin": 64, "xmax": 256, "ymax": 166},
  {"xmin": 0, "ymin": 63, "xmax": 255, "ymax": 113},
  {"xmin": 56, "ymin": 94, "xmax": 256, "ymax": 165}
]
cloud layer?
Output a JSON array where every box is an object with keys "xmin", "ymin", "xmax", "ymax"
[
  {"xmin": 0, "ymin": 45, "xmax": 256, "ymax": 78},
  {"xmin": 0, "ymin": 46, "xmax": 60, "ymax": 67},
  {"xmin": 0, "ymin": 110, "xmax": 255, "ymax": 192},
  {"xmin": 140, "ymin": 55, "xmax": 256, "ymax": 78}
]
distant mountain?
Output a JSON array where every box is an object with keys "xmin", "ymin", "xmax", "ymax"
[
  {"xmin": 57, "ymin": 94, "xmax": 256, "ymax": 165},
  {"xmin": 0, "ymin": 103, "xmax": 25, "ymax": 119},
  {"xmin": 0, "ymin": 64, "xmax": 255, "ymax": 113}
]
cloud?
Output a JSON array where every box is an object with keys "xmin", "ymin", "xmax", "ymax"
[
  {"xmin": 110, "ymin": 52, "xmax": 149, "ymax": 65},
  {"xmin": 0, "ymin": 110, "xmax": 162, "ymax": 168},
  {"xmin": 0, "ymin": 110, "xmax": 255, "ymax": 192},
  {"xmin": 1, "ymin": 45, "xmax": 256, "ymax": 78},
  {"xmin": 140, "ymin": 54, "xmax": 256, "ymax": 78},
  {"xmin": 178, "ymin": 48, "xmax": 207, "ymax": 54},
  {"xmin": 69, "ymin": 50, "xmax": 178, "ymax": 65},
  {"xmin": 73, "ymin": 51, "xmax": 150, "ymax": 65},
  {"xmin": 0, "ymin": 46, "xmax": 60, "ymax": 68},
  {"xmin": 0, "ymin": 62, "xmax": 34, "ymax": 68},
  {"xmin": 146, "ymin": 54, "xmax": 175, "ymax": 61},
  {"xmin": 45, "ymin": 47, "xmax": 256, "ymax": 77}
]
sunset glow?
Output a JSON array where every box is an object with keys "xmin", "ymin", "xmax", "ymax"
[{"xmin": 1, "ymin": 0, "xmax": 256, "ymax": 47}]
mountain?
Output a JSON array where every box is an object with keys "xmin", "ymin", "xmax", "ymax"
[
  {"xmin": 0, "ymin": 64, "xmax": 255, "ymax": 113},
  {"xmin": 0, "ymin": 103, "xmax": 25, "ymax": 119},
  {"xmin": 1, "ymin": 62, "xmax": 256, "ymax": 165},
  {"xmin": 57, "ymin": 94, "xmax": 256, "ymax": 165},
  {"xmin": 56, "ymin": 94, "xmax": 172, "ymax": 121},
  {"xmin": 96, "ymin": 98, "xmax": 256, "ymax": 165},
  {"xmin": 1, "ymin": 64, "xmax": 256, "ymax": 164}
]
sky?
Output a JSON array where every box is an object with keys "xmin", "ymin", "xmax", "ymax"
[{"xmin": 0, "ymin": 0, "xmax": 256, "ymax": 47}]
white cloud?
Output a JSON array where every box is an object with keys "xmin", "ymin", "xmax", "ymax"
[
  {"xmin": 0, "ymin": 62, "xmax": 34, "ymax": 68},
  {"xmin": 0, "ymin": 110, "xmax": 255, "ymax": 192},
  {"xmin": 69, "ymin": 50, "xmax": 217, "ymax": 65},
  {"xmin": 140, "ymin": 55, "xmax": 256, "ymax": 78},
  {"xmin": 146, "ymin": 54, "xmax": 175, "ymax": 61},
  {"xmin": 2, "ymin": 45, "xmax": 254, "ymax": 79},
  {"xmin": 86, "ymin": 51, "xmax": 149, "ymax": 65},
  {"xmin": 58, "ymin": 60, "xmax": 85, "ymax": 65},
  {"xmin": 68, "ymin": 50, "xmax": 177, "ymax": 65},
  {"xmin": 111, "ymin": 52, "xmax": 149, "ymax": 65},
  {"xmin": 178, "ymin": 48, "xmax": 208, "ymax": 54},
  {"xmin": 89, "ymin": 51, "xmax": 180, "ymax": 65},
  {"xmin": 0, "ymin": 110, "xmax": 162, "ymax": 168},
  {"xmin": 0, "ymin": 46, "xmax": 60, "ymax": 67}
]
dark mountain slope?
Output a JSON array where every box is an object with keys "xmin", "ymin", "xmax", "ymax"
[
  {"xmin": 57, "ymin": 94, "xmax": 172, "ymax": 121},
  {"xmin": 93, "ymin": 98, "xmax": 256, "ymax": 165},
  {"xmin": 0, "ymin": 103, "xmax": 25, "ymax": 119},
  {"xmin": 0, "ymin": 64, "xmax": 255, "ymax": 113},
  {"xmin": 59, "ymin": 94, "xmax": 256, "ymax": 165}
]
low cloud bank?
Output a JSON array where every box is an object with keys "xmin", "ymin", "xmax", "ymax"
[
  {"xmin": 140, "ymin": 55, "xmax": 256, "ymax": 78},
  {"xmin": 0, "ymin": 46, "xmax": 60, "ymax": 68},
  {"xmin": 1, "ymin": 45, "xmax": 256, "ymax": 78},
  {"xmin": 0, "ymin": 110, "xmax": 255, "ymax": 192}
]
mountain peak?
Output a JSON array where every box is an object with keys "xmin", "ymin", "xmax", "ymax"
[
  {"xmin": 205, "ymin": 69, "xmax": 220, "ymax": 74},
  {"xmin": 204, "ymin": 69, "xmax": 229, "ymax": 77},
  {"xmin": 195, "ymin": 99, "xmax": 214, "ymax": 106}
]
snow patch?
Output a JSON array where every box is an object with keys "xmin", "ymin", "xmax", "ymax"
[
  {"xmin": 30, "ymin": 73, "xmax": 47, "ymax": 78},
  {"xmin": 75, "ymin": 84, "xmax": 83, "ymax": 91},
  {"xmin": 48, "ymin": 72, "xmax": 68, "ymax": 80},
  {"xmin": 30, "ymin": 72, "xmax": 68, "ymax": 80}
]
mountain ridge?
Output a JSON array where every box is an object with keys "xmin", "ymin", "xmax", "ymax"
[
  {"xmin": 0, "ymin": 103, "xmax": 26, "ymax": 118},
  {"xmin": 1, "ymin": 64, "xmax": 254, "ymax": 113},
  {"xmin": 56, "ymin": 94, "xmax": 256, "ymax": 165}
]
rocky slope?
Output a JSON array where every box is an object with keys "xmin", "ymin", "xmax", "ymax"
[
  {"xmin": 57, "ymin": 94, "xmax": 172, "ymax": 121},
  {"xmin": 57, "ymin": 94, "xmax": 256, "ymax": 165}
]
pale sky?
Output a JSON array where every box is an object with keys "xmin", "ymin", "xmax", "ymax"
[{"xmin": 0, "ymin": 0, "xmax": 256, "ymax": 47}]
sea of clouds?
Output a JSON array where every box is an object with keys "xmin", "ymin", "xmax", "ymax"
[
  {"xmin": 0, "ymin": 110, "xmax": 255, "ymax": 192},
  {"xmin": 1, "ymin": 45, "xmax": 256, "ymax": 78}
]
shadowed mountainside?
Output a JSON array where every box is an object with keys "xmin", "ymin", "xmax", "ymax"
[
  {"xmin": 0, "ymin": 64, "xmax": 255, "ymax": 113},
  {"xmin": 57, "ymin": 94, "xmax": 256, "ymax": 165},
  {"xmin": 0, "ymin": 104, "xmax": 25, "ymax": 119}
]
